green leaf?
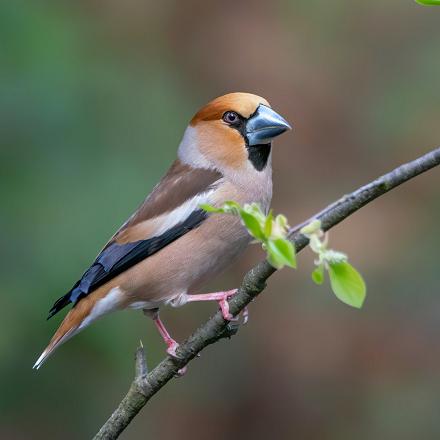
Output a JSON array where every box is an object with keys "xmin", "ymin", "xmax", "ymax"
[
  {"xmin": 300, "ymin": 219, "xmax": 322, "ymax": 236},
  {"xmin": 222, "ymin": 201, "xmax": 241, "ymax": 211},
  {"xmin": 311, "ymin": 264, "xmax": 325, "ymax": 285},
  {"xmin": 415, "ymin": 0, "xmax": 440, "ymax": 5},
  {"xmin": 199, "ymin": 203, "xmax": 224, "ymax": 213},
  {"xmin": 239, "ymin": 211, "xmax": 265, "ymax": 240},
  {"xmin": 328, "ymin": 262, "xmax": 366, "ymax": 308},
  {"xmin": 264, "ymin": 210, "xmax": 273, "ymax": 238},
  {"xmin": 275, "ymin": 214, "xmax": 289, "ymax": 232},
  {"xmin": 266, "ymin": 238, "xmax": 296, "ymax": 269},
  {"xmin": 271, "ymin": 214, "xmax": 289, "ymax": 239},
  {"xmin": 322, "ymin": 249, "xmax": 347, "ymax": 264},
  {"xmin": 266, "ymin": 249, "xmax": 288, "ymax": 270}
]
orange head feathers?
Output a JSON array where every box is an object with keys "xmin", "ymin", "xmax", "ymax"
[
  {"xmin": 190, "ymin": 92, "xmax": 270, "ymax": 124},
  {"xmin": 180, "ymin": 92, "xmax": 291, "ymax": 172}
]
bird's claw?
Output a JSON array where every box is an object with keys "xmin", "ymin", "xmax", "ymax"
[
  {"xmin": 166, "ymin": 340, "xmax": 180, "ymax": 358},
  {"xmin": 242, "ymin": 306, "xmax": 249, "ymax": 325},
  {"xmin": 229, "ymin": 306, "xmax": 249, "ymax": 325},
  {"xmin": 218, "ymin": 289, "xmax": 238, "ymax": 321},
  {"xmin": 175, "ymin": 366, "xmax": 187, "ymax": 377},
  {"xmin": 166, "ymin": 341, "xmax": 188, "ymax": 377}
]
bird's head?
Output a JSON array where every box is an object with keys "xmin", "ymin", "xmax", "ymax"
[{"xmin": 178, "ymin": 92, "xmax": 291, "ymax": 172}]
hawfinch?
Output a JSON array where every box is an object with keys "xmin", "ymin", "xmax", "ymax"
[{"xmin": 33, "ymin": 92, "xmax": 291, "ymax": 369}]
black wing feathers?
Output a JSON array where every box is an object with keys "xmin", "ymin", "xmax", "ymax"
[{"xmin": 47, "ymin": 210, "xmax": 207, "ymax": 319}]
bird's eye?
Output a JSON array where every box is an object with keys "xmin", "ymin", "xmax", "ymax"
[{"xmin": 223, "ymin": 111, "xmax": 239, "ymax": 124}]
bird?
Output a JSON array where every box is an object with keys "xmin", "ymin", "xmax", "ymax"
[{"xmin": 33, "ymin": 92, "xmax": 291, "ymax": 369}]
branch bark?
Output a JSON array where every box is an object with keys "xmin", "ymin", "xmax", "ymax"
[{"xmin": 93, "ymin": 146, "xmax": 440, "ymax": 440}]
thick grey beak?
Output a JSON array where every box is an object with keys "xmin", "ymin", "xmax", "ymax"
[{"xmin": 246, "ymin": 104, "xmax": 292, "ymax": 146}]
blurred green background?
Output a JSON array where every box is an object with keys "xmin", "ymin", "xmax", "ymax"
[{"xmin": 2, "ymin": 0, "xmax": 440, "ymax": 438}]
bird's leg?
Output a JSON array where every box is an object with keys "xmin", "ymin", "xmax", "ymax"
[
  {"xmin": 143, "ymin": 309, "xmax": 187, "ymax": 377},
  {"xmin": 154, "ymin": 316, "xmax": 180, "ymax": 357},
  {"xmin": 185, "ymin": 289, "xmax": 238, "ymax": 320},
  {"xmin": 143, "ymin": 309, "xmax": 179, "ymax": 357}
]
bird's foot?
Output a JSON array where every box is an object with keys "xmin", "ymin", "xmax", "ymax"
[
  {"xmin": 242, "ymin": 306, "xmax": 249, "ymax": 324},
  {"xmin": 219, "ymin": 289, "xmax": 238, "ymax": 321},
  {"xmin": 165, "ymin": 339, "xmax": 180, "ymax": 358},
  {"xmin": 230, "ymin": 305, "xmax": 249, "ymax": 325},
  {"xmin": 175, "ymin": 366, "xmax": 187, "ymax": 377},
  {"xmin": 186, "ymin": 289, "xmax": 238, "ymax": 321},
  {"xmin": 164, "ymin": 341, "xmax": 187, "ymax": 376},
  {"xmin": 149, "ymin": 312, "xmax": 182, "ymax": 359}
]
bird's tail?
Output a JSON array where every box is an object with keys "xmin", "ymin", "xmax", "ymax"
[{"xmin": 33, "ymin": 296, "xmax": 95, "ymax": 370}]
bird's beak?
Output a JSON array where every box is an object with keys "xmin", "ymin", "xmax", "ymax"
[{"xmin": 246, "ymin": 104, "xmax": 292, "ymax": 146}]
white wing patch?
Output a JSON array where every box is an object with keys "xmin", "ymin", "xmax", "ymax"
[{"xmin": 151, "ymin": 190, "xmax": 215, "ymax": 237}]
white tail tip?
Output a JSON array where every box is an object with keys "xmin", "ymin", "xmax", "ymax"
[{"xmin": 33, "ymin": 350, "xmax": 49, "ymax": 370}]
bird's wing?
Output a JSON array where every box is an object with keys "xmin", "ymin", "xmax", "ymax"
[{"xmin": 48, "ymin": 160, "xmax": 222, "ymax": 318}]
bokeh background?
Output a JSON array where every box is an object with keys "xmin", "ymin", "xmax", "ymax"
[{"xmin": 2, "ymin": 1, "xmax": 440, "ymax": 438}]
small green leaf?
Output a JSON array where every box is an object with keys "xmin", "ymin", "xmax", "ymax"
[
  {"xmin": 264, "ymin": 210, "xmax": 273, "ymax": 238},
  {"xmin": 415, "ymin": 0, "xmax": 440, "ymax": 5},
  {"xmin": 222, "ymin": 201, "xmax": 241, "ymax": 210},
  {"xmin": 244, "ymin": 203, "xmax": 267, "ymax": 225},
  {"xmin": 328, "ymin": 262, "xmax": 366, "ymax": 308},
  {"xmin": 271, "ymin": 214, "xmax": 289, "ymax": 239},
  {"xmin": 199, "ymin": 203, "xmax": 224, "ymax": 213},
  {"xmin": 266, "ymin": 251, "xmax": 284, "ymax": 269},
  {"xmin": 309, "ymin": 234, "xmax": 322, "ymax": 254},
  {"xmin": 221, "ymin": 201, "xmax": 241, "ymax": 215},
  {"xmin": 311, "ymin": 264, "xmax": 325, "ymax": 285},
  {"xmin": 239, "ymin": 211, "xmax": 265, "ymax": 240},
  {"xmin": 300, "ymin": 219, "xmax": 322, "ymax": 236},
  {"xmin": 275, "ymin": 214, "xmax": 289, "ymax": 231},
  {"xmin": 244, "ymin": 202, "xmax": 261, "ymax": 214},
  {"xmin": 322, "ymin": 249, "xmax": 347, "ymax": 264},
  {"xmin": 266, "ymin": 238, "xmax": 296, "ymax": 269}
]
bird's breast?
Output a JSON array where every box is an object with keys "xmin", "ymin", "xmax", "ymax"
[{"xmin": 120, "ymin": 174, "xmax": 272, "ymax": 305}]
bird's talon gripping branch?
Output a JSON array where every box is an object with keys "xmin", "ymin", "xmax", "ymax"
[
  {"xmin": 165, "ymin": 340, "xmax": 180, "ymax": 358},
  {"xmin": 186, "ymin": 289, "xmax": 238, "ymax": 321},
  {"xmin": 158, "ymin": 323, "xmax": 187, "ymax": 376},
  {"xmin": 165, "ymin": 342, "xmax": 188, "ymax": 377},
  {"xmin": 229, "ymin": 305, "xmax": 249, "ymax": 324},
  {"xmin": 147, "ymin": 311, "xmax": 186, "ymax": 376},
  {"xmin": 175, "ymin": 367, "xmax": 187, "ymax": 377},
  {"xmin": 148, "ymin": 311, "xmax": 182, "ymax": 359},
  {"xmin": 219, "ymin": 298, "xmax": 233, "ymax": 321},
  {"xmin": 242, "ymin": 306, "xmax": 249, "ymax": 325}
]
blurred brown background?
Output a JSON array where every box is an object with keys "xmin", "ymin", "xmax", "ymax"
[{"xmin": 2, "ymin": 0, "xmax": 440, "ymax": 438}]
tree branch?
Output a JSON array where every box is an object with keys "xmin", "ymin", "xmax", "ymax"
[{"xmin": 93, "ymin": 146, "xmax": 440, "ymax": 440}]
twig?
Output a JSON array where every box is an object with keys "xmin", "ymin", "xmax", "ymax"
[{"xmin": 93, "ymin": 146, "xmax": 440, "ymax": 440}]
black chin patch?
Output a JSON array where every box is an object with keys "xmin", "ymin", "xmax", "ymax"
[
  {"xmin": 247, "ymin": 143, "xmax": 271, "ymax": 171},
  {"xmin": 224, "ymin": 113, "xmax": 271, "ymax": 171}
]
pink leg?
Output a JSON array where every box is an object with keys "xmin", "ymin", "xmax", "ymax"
[
  {"xmin": 153, "ymin": 315, "xmax": 180, "ymax": 357},
  {"xmin": 186, "ymin": 289, "xmax": 237, "ymax": 321},
  {"xmin": 144, "ymin": 309, "xmax": 187, "ymax": 376}
]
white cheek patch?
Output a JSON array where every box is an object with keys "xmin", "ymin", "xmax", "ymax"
[
  {"xmin": 79, "ymin": 287, "xmax": 124, "ymax": 330},
  {"xmin": 178, "ymin": 126, "xmax": 212, "ymax": 169}
]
